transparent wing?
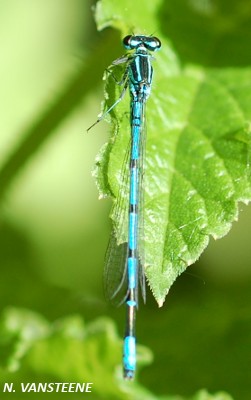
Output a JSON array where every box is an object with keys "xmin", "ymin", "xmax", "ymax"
[
  {"xmin": 103, "ymin": 138, "xmax": 130, "ymax": 306},
  {"xmin": 103, "ymin": 94, "xmax": 148, "ymax": 307},
  {"xmin": 137, "ymin": 100, "xmax": 147, "ymax": 304}
]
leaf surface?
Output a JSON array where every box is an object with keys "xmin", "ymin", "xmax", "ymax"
[{"xmin": 94, "ymin": 0, "xmax": 251, "ymax": 305}]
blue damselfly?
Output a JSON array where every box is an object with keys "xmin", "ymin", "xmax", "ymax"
[{"xmin": 89, "ymin": 34, "xmax": 161, "ymax": 379}]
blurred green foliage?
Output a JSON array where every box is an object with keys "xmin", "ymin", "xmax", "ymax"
[{"xmin": 0, "ymin": 0, "xmax": 251, "ymax": 399}]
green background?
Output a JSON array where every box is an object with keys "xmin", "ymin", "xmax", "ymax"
[{"xmin": 0, "ymin": 1, "xmax": 251, "ymax": 399}]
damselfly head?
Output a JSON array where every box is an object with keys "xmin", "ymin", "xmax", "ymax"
[{"xmin": 123, "ymin": 35, "xmax": 161, "ymax": 52}]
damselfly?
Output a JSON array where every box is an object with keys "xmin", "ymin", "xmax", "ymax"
[{"xmin": 89, "ymin": 34, "xmax": 161, "ymax": 379}]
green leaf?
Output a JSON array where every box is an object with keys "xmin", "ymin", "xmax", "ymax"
[
  {"xmin": 27, "ymin": 317, "xmax": 154, "ymax": 399},
  {"xmin": 94, "ymin": 1, "xmax": 251, "ymax": 305},
  {"xmin": 0, "ymin": 308, "xmax": 235, "ymax": 400},
  {"xmin": 0, "ymin": 308, "xmax": 155, "ymax": 400},
  {"xmin": 95, "ymin": 0, "xmax": 163, "ymax": 35},
  {"xmin": 0, "ymin": 307, "xmax": 49, "ymax": 371},
  {"xmin": 189, "ymin": 389, "xmax": 234, "ymax": 400},
  {"xmin": 158, "ymin": 0, "xmax": 251, "ymax": 67}
]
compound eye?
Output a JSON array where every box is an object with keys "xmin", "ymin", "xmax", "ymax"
[
  {"xmin": 123, "ymin": 35, "xmax": 132, "ymax": 50},
  {"xmin": 153, "ymin": 37, "xmax": 161, "ymax": 50},
  {"xmin": 145, "ymin": 37, "xmax": 162, "ymax": 51}
]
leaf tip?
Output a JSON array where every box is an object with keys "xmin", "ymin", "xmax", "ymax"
[{"xmin": 157, "ymin": 299, "xmax": 164, "ymax": 308}]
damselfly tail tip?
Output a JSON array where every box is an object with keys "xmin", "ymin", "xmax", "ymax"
[
  {"xmin": 123, "ymin": 336, "xmax": 136, "ymax": 380},
  {"xmin": 123, "ymin": 369, "xmax": 135, "ymax": 380}
]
